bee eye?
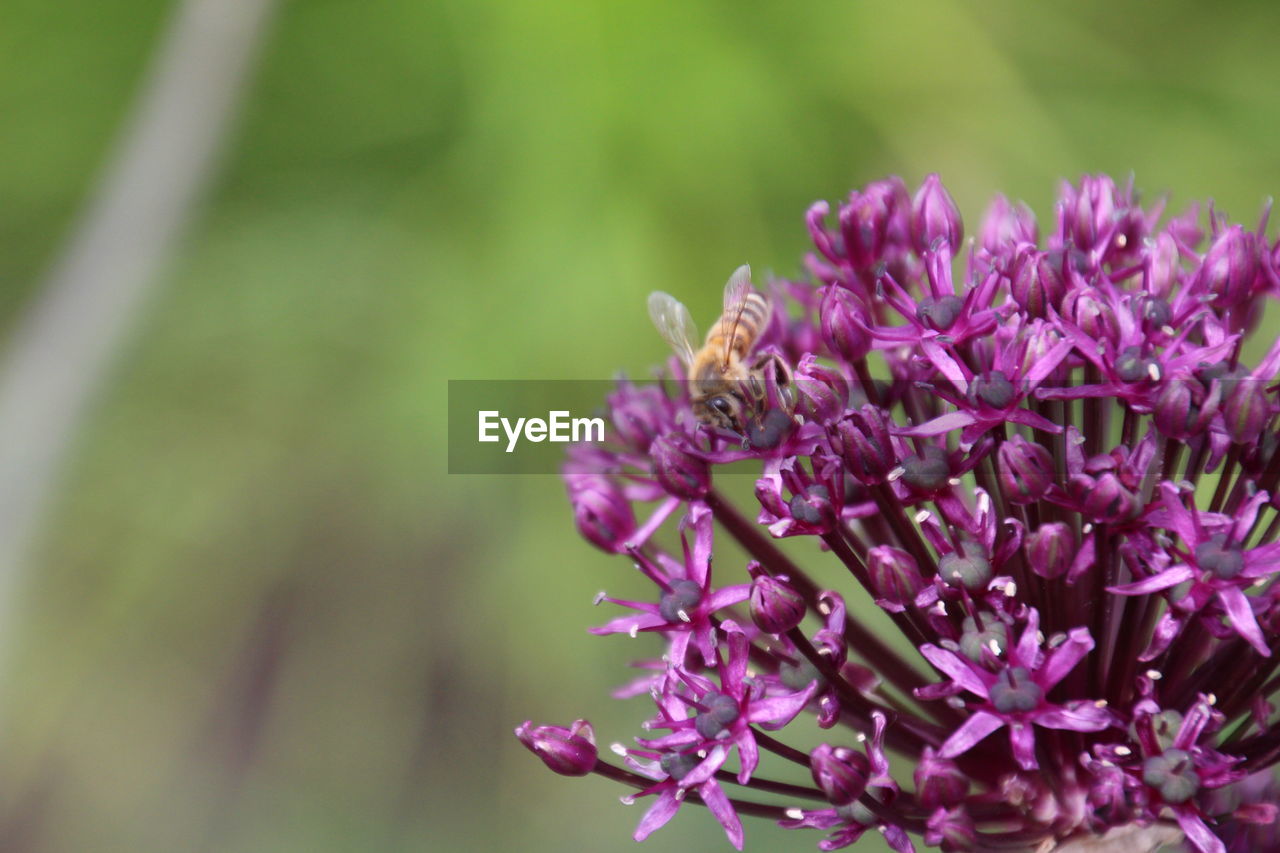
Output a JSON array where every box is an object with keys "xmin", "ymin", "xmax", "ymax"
[{"xmin": 710, "ymin": 397, "xmax": 733, "ymax": 415}]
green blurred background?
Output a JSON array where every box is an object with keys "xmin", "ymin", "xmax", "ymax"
[{"xmin": 2, "ymin": 2, "xmax": 1279, "ymax": 851}]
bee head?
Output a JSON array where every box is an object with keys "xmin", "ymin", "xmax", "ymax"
[{"xmin": 694, "ymin": 393, "xmax": 747, "ymax": 433}]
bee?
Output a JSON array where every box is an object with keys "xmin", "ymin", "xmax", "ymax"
[{"xmin": 648, "ymin": 265, "xmax": 794, "ymax": 435}]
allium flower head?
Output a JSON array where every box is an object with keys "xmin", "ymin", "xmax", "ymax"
[{"xmin": 520, "ymin": 175, "xmax": 1280, "ymax": 852}]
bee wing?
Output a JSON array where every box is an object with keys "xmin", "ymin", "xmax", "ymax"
[
  {"xmin": 720, "ymin": 264, "xmax": 758, "ymax": 368},
  {"xmin": 648, "ymin": 291, "xmax": 698, "ymax": 368}
]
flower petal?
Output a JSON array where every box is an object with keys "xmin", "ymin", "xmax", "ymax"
[
  {"xmin": 634, "ymin": 789, "xmax": 681, "ymax": 842},
  {"xmin": 705, "ymin": 584, "xmax": 752, "ymax": 611},
  {"xmin": 919, "ymin": 644, "xmax": 992, "ymax": 697},
  {"xmin": 1035, "ymin": 702, "xmax": 1114, "ymax": 732},
  {"xmin": 698, "ymin": 780, "xmax": 745, "ymax": 851},
  {"xmin": 898, "ymin": 410, "xmax": 977, "ymax": 438},
  {"xmin": 747, "ymin": 680, "xmax": 820, "ymax": 727},
  {"xmin": 1218, "ymin": 586, "xmax": 1269, "ymax": 656},
  {"xmin": 938, "ymin": 710, "xmax": 1005, "ymax": 760},
  {"xmin": 1009, "ymin": 721, "xmax": 1038, "ymax": 770},
  {"xmin": 1109, "ymin": 564, "xmax": 1194, "ymax": 595},
  {"xmin": 1173, "ymin": 804, "xmax": 1227, "ymax": 853},
  {"xmin": 1038, "ymin": 627, "xmax": 1094, "ymax": 690},
  {"xmin": 735, "ymin": 731, "xmax": 758, "ymax": 784}
]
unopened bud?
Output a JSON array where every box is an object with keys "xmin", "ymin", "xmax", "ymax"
[
  {"xmin": 868, "ymin": 546, "xmax": 924, "ymax": 608},
  {"xmin": 1063, "ymin": 175, "xmax": 1117, "ymax": 253},
  {"xmin": 1198, "ymin": 225, "xmax": 1259, "ymax": 308},
  {"xmin": 515, "ymin": 719, "xmax": 598, "ymax": 776},
  {"xmin": 794, "ymin": 357, "xmax": 850, "ymax": 423},
  {"xmin": 1025, "ymin": 523, "xmax": 1073, "ymax": 580},
  {"xmin": 810, "ymin": 743, "xmax": 870, "ymax": 806},
  {"xmin": 979, "ymin": 194, "xmax": 1037, "ymax": 252},
  {"xmin": 1070, "ymin": 472, "xmax": 1139, "ymax": 522},
  {"xmin": 650, "ymin": 435, "xmax": 710, "ymax": 500},
  {"xmin": 1222, "ymin": 378, "xmax": 1272, "ymax": 444},
  {"xmin": 840, "ymin": 178, "xmax": 909, "ymax": 270},
  {"xmin": 915, "ymin": 749, "xmax": 969, "ymax": 809},
  {"xmin": 830, "ymin": 405, "xmax": 896, "ymax": 484},
  {"xmin": 749, "ymin": 569, "xmax": 807, "ymax": 634},
  {"xmin": 820, "ymin": 285, "xmax": 872, "ymax": 363},
  {"xmin": 997, "ymin": 435, "xmax": 1054, "ymax": 504},
  {"xmin": 1011, "ymin": 252, "xmax": 1066, "ymax": 318},
  {"xmin": 568, "ymin": 476, "xmax": 636, "ymax": 553},
  {"xmin": 911, "ymin": 173, "xmax": 963, "ymax": 255}
]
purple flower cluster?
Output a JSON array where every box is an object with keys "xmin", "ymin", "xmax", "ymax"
[{"xmin": 517, "ymin": 175, "xmax": 1280, "ymax": 851}]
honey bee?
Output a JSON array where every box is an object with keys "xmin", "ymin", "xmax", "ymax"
[{"xmin": 648, "ymin": 265, "xmax": 793, "ymax": 435}]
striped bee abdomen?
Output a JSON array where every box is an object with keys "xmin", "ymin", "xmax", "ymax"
[{"xmin": 705, "ymin": 292, "xmax": 770, "ymax": 361}]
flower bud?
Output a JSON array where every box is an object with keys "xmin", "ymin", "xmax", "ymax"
[
  {"xmin": 1222, "ymin": 378, "xmax": 1272, "ymax": 445},
  {"xmin": 819, "ymin": 285, "xmax": 871, "ymax": 363},
  {"xmin": 650, "ymin": 434, "xmax": 710, "ymax": 500},
  {"xmin": 610, "ymin": 385, "xmax": 669, "ymax": 451},
  {"xmin": 1011, "ymin": 252, "xmax": 1066, "ymax": 318},
  {"xmin": 1198, "ymin": 225, "xmax": 1259, "ymax": 308},
  {"xmin": 749, "ymin": 569, "xmax": 807, "ymax": 634},
  {"xmin": 1062, "ymin": 175, "xmax": 1116, "ymax": 254},
  {"xmin": 1069, "ymin": 471, "xmax": 1139, "ymax": 522},
  {"xmin": 914, "ymin": 749, "xmax": 969, "ymax": 809},
  {"xmin": 1149, "ymin": 231, "xmax": 1180, "ymax": 297},
  {"xmin": 939, "ymin": 541, "xmax": 992, "ymax": 592},
  {"xmin": 567, "ymin": 476, "xmax": 635, "ymax": 553},
  {"xmin": 911, "ymin": 173, "xmax": 963, "ymax": 255},
  {"xmin": 979, "ymin": 194, "xmax": 1037, "ymax": 253},
  {"xmin": 515, "ymin": 719, "xmax": 597, "ymax": 776},
  {"xmin": 926, "ymin": 807, "xmax": 978, "ymax": 849},
  {"xmin": 997, "ymin": 435, "xmax": 1054, "ymax": 504},
  {"xmin": 867, "ymin": 546, "xmax": 924, "ymax": 609},
  {"xmin": 830, "ymin": 405, "xmax": 896, "ymax": 483},
  {"xmin": 793, "ymin": 357, "xmax": 849, "ymax": 424},
  {"xmin": 1025, "ymin": 522, "xmax": 1073, "ymax": 580},
  {"xmin": 1153, "ymin": 380, "xmax": 1218, "ymax": 439},
  {"xmin": 841, "ymin": 178, "xmax": 908, "ymax": 269},
  {"xmin": 810, "ymin": 744, "xmax": 870, "ymax": 806},
  {"xmin": 1063, "ymin": 286, "xmax": 1115, "ymax": 340}
]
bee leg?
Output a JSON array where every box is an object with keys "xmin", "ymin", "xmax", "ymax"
[{"xmin": 751, "ymin": 352, "xmax": 795, "ymax": 412}]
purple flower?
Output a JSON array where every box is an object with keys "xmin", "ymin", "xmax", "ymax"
[
  {"xmin": 590, "ymin": 504, "xmax": 750, "ymax": 667},
  {"xmin": 521, "ymin": 175, "xmax": 1280, "ymax": 853},
  {"xmin": 916, "ymin": 608, "xmax": 1113, "ymax": 770}
]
